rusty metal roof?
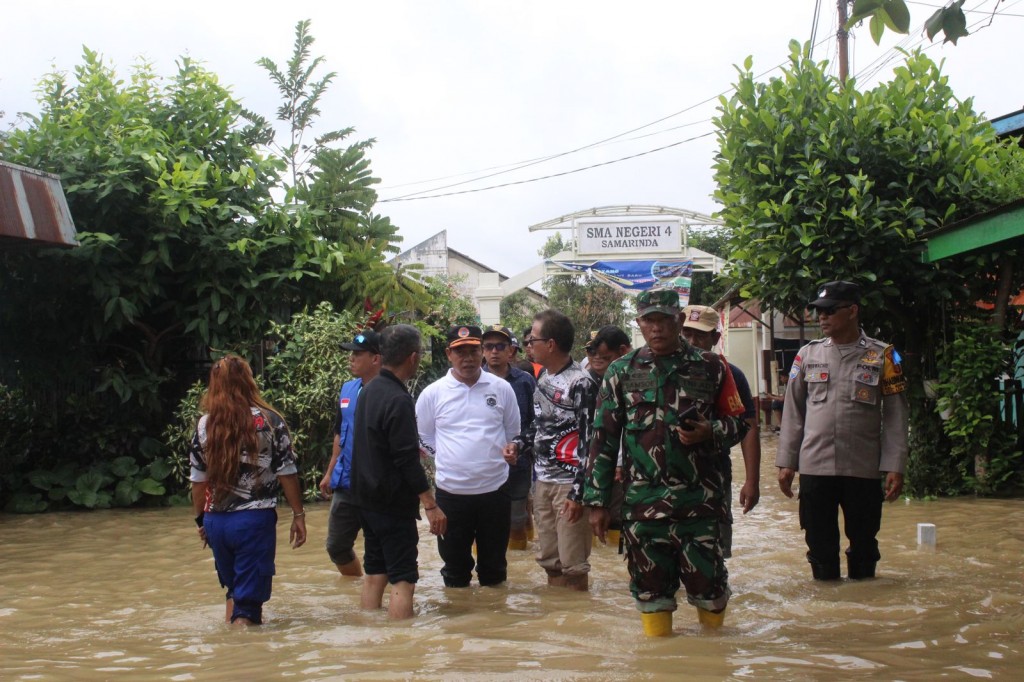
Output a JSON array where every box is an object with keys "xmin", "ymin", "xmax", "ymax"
[{"xmin": 0, "ymin": 160, "xmax": 78, "ymax": 247}]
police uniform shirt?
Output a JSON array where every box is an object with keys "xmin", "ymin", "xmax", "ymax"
[{"xmin": 776, "ymin": 330, "xmax": 909, "ymax": 478}]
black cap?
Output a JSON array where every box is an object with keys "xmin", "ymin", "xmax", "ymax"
[
  {"xmin": 341, "ymin": 330, "xmax": 381, "ymax": 353},
  {"xmin": 809, "ymin": 281, "xmax": 861, "ymax": 308},
  {"xmin": 482, "ymin": 324, "xmax": 513, "ymax": 343},
  {"xmin": 446, "ymin": 325, "xmax": 483, "ymax": 349}
]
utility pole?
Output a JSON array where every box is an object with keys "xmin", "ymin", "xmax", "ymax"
[{"xmin": 837, "ymin": 0, "xmax": 851, "ymax": 84}]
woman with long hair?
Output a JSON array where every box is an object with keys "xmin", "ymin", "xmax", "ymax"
[{"xmin": 189, "ymin": 354, "xmax": 307, "ymax": 625}]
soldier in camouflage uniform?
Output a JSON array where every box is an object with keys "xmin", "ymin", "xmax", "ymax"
[{"xmin": 584, "ymin": 289, "xmax": 748, "ymax": 636}]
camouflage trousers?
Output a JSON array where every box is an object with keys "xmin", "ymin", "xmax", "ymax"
[{"xmin": 623, "ymin": 516, "xmax": 730, "ymax": 613}]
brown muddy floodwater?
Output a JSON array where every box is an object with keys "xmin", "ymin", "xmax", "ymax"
[{"xmin": 2, "ymin": 435, "xmax": 1023, "ymax": 681}]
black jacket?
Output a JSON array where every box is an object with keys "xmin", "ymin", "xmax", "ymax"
[{"xmin": 351, "ymin": 368, "xmax": 430, "ymax": 518}]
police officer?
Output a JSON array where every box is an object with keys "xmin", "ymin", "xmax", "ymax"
[
  {"xmin": 584, "ymin": 289, "xmax": 748, "ymax": 636},
  {"xmin": 776, "ymin": 281, "xmax": 909, "ymax": 581}
]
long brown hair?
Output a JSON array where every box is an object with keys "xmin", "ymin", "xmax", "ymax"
[{"xmin": 200, "ymin": 354, "xmax": 281, "ymax": 502}]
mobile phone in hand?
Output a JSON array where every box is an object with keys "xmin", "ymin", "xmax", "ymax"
[{"xmin": 679, "ymin": 404, "xmax": 701, "ymax": 431}]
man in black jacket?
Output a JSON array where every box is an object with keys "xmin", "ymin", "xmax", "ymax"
[{"xmin": 351, "ymin": 324, "xmax": 447, "ymax": 618}]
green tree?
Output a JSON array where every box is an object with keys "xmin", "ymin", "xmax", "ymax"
[
  {"xmin": 713, "ymin": 43, "xmax": 1024, "ymax": 494},
  {"xmin": 687, "ymin": 226, "xmax": 732, "ymax": 306},
  {"xmin": 0, "ymin": 25, "xmax": 428, "ymax": 509},
  {"xmin": 257, "ymin": 20, "xmax": 428, "ymax": 317},
  {"xmin": 500, "ymin": 290, "xmax": 544, "ymax": 343},
  {"xmin": 846, "ymin": 0, "xmax": 969, "ymax": 45},
  {"xmin": 542, "ymin": 234, "xmax": 630, "ymax": 356}
]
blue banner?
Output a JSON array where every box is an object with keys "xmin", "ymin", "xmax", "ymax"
[{"xmin": 552, "ymin": 259, "xmax": 693, "ymax": 303}]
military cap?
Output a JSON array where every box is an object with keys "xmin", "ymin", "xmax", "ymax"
[{"xmin": 636, "ymin": 288, "xmax": 680, "ymax": 318}]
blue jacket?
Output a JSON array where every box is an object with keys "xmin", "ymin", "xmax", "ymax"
[{"xmin": 329, "ymin": 378, "xmax": 362, "ymax": 490}]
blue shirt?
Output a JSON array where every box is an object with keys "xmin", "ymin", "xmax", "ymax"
[{"xmin": 330, "ymin": 378, "xmax": 363, "ymax": 490}]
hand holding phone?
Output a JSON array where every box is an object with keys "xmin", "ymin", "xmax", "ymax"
[{"xmin": 678, "ymin": 404, "xmax": 701, "ymax": 431}]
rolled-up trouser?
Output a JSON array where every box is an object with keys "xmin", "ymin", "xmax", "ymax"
[
  {"xmin": 798, "ymin": 474, "xmax": 883, "ymax": 570},
  {"xmin": 623, "ymin": 516, "xmax": 729, "ymax": 614},
  {"xmin": 506, "ymin": 466, "xmax": 532, "ymax": 535},
  {"xmin": 204, "ymin": 508, "xmax": 278, "ymax": 624},
  {"xmin": 533, "ymin": 480, "xmax": 591, "ymax": 576}
]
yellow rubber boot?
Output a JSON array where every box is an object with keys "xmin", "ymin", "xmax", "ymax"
[
  {"xmin": 640, "ymin": 611, "xmax": 673, "ymax": 637},
  {"xmin": 696, "ymin": 607, "xmax": 726, "ymax": 629}
]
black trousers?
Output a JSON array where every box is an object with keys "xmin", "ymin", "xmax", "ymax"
[
  {"xmin": 798, "ymin": 474, "xmax": 883, "ymax": 569},
  {"xmin": 435, "ymin": 485, "xmax": 511, "ymax": 587}
]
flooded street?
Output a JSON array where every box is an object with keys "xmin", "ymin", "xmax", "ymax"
[{"xmin": 2, "ymin": 435, "xmax": 1022, "ymax": 680}]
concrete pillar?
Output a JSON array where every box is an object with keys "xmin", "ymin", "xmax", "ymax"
[{"xmin": 476, "ymin": 272, "xmax": 503, "ymax": 326}]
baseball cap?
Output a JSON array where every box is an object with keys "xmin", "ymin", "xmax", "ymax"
[
  {"xmin": 808, "ymin": 281, "xmax": 861, "ymax": 308},
  {"xmin": 481, "ymin": 324, "xmax": 513, "ymax": 343},
  {"xmin": 636, "ymin": 289, "xmax": 680, "ymax": 318},
  {"xmin": 446, "ymin": 325, "xmax": 483, "ymax": 349},
  {"xmin": 681, "ymin": 305, "xmax": 720, "ymax": 333},
  {"xmin": 341, "ymin": 330, "xmax": 381, "ymax": 353}
]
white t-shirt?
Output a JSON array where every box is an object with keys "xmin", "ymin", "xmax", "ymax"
[{"xmin": 417, "ymin": 369, "xmax": 521, "ymax": 495}]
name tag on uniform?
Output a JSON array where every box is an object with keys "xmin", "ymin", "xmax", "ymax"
[{"xmin": 623, "ymin": 375, "xmax": 656, "ymax": 393}]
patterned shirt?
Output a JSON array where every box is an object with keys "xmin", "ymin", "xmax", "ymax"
[
  {"xmin": 527, "ymin": 359, "xmax": 598, "ymax": 502},
  {"xmin": 583, "ymin": 342, "xmax": 747, "ymax": 521},
  {"xmin": 188, "ymin": 407, "xmax": 298, "ymax": 512}
]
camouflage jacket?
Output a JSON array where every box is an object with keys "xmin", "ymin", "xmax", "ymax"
[{"xmin": 582, "ymin": 342, "xmax": 748, "ymax": 521}]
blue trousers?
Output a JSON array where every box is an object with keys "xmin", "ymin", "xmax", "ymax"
[{"xmin": 204, "ymin": 508, "xmax": 277, "ymax": 624}]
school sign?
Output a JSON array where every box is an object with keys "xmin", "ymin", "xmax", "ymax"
[{"xmin": 577, "ymin": 218, "xmax": 681, "ymax": 257}]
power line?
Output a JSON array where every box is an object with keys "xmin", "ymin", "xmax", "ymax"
[
  {"xmin": 809, "ymin": 0, "xmax": 824, "ymax": 58},
  {"xmin": 383, "ymin": 1, "xmax": 1013, "ymax": 207},
  {"xmin": 378, "ymin": 131, "xmax": 714, "ymax": 203},
  {"xmin": 380, "ymin": 29, "xmax": 837, "ymax": 202}
]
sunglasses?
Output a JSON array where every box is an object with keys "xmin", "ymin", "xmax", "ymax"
[
  {"xmin": 524, "ymin": 337, "xmax": 550, "ymax": 346},
  {"xmin": 482, "ymin": 342, "xmax": 508, "ymax": 351},
  {"xmin": 815, "ymin": 304, "xmax": 853, "ymax": 316}
]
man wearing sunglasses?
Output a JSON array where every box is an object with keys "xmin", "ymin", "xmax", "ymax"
[
  {"xmin": 481, "ymin": 324, "xmax": 537, "ymax": 551},
  {"xmin": 776, "ymin": 281, "xmax": 909, "ymax": 582}
]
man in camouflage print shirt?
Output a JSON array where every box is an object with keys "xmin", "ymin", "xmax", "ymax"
[{"xmin": 584, "ymin": 289, "xmax": 748, "ymax": 636}]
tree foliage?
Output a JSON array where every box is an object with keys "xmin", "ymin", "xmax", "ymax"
[
  {"xmin": 687, "ymin": 226, "xmax": 732, "ymax": 306},
  {"xmin": 847, "ymin": 0, "xmax": 970, "ymax": 46},
  {"xmin": 0, "ymin": 21, "xmax": 431, "ymax": 510},
  {"xmin": 542, "ymin": 234, "xmax": 630, "ymax": 356},
  {"xmin": 714, "ymin": 44, "xmax": 1023, "ymax": 355},
  {"xmin": 713, "ymin": 43, "xmax": 1024, "ymax": 495}
]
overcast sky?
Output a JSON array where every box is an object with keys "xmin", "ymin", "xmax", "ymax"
[{"xmin": 3, "ymin": 1, "xmax": 1021, "ymax": 278}]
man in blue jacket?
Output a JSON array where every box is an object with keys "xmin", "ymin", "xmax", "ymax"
[{"xmin": 319, "ymin": 330, "xmax": 381, "ymax": 576}]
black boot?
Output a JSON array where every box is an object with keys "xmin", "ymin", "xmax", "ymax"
[
  {"xmin": 847, "ymin": 560, "xmax": 877, "ymax": 580},
  {"xmin": 809, "ymin": 560, "xmax": 841, "ymax": 581}
]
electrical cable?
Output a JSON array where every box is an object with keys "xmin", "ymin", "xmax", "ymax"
[
  {"xmin": 382, "ymin": 1, "xmax": 1016, "ymax": 204},
  {"xmin": 378, "ymin": 131, "xmax": 714, "ymax": 203}
]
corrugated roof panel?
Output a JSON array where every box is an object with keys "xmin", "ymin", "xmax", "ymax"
[{"xmin": 0, "ymin": 160, "xmax": 78, "ymax": 247}]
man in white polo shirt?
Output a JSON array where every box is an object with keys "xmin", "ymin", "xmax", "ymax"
[{"xmin": 417, "ymin": 325, "xmax": 522, "ymax": 587}]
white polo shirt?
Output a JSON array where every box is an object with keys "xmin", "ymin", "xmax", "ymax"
[{"xmin": 417, "ymin": 369, "xmax": 521, "ymax": 495}]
